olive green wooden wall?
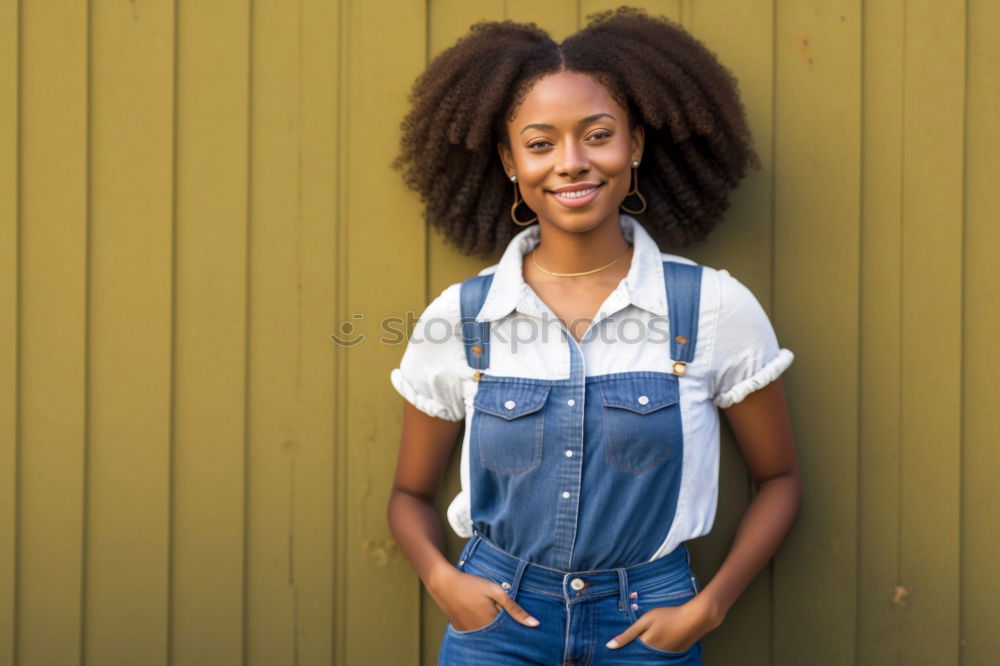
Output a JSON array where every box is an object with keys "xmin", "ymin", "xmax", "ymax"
[{"xmin": 1, "ymin": 1, "xmax": 997, "ymax": 665}]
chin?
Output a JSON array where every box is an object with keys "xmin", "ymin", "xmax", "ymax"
[{"xmin": 543, "ymin": 210, "xmax": 614, "ymax": 231}]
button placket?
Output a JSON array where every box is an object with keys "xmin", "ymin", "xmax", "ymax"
[{"xmin": 551, "ymin": 328, "xmax": 586, "ymax": 570}]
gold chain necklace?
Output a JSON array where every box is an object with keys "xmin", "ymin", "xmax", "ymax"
[{"xmin": 531, "ymin": 243, "xmax": 632, "ymax": 277}]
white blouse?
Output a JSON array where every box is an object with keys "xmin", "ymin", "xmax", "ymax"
[{"xmin": 390, "ymin": 214, "xmax": 794, "ymax": 558}]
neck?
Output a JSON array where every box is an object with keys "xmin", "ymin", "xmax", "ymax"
[{"xmin": 530, "ymin": 212, "xmax": 632, "ymax": 277}]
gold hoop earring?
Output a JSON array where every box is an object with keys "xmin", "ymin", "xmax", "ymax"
[
  {"xmin": 620, "ymin": 163, "xmax": 647, "ymax": 215},
  {"xmin": 510, "ymin": 177, "xmax": 538, "ymax": 226}
]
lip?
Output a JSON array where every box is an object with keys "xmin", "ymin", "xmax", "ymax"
[
  {"xmin": 547, "ymin": 183, "xmax": 603, "ymax": 208},
  {"xmin": 550, "ymin": 182, "xmax": 602, "ymax": 193}
]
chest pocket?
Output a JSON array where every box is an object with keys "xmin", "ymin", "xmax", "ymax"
[
  {"xmin": 472, "ymin": 380, "xmax": 551, "ymax": 476},
  {"xmin": 598, "ymin": 373, "xmax": 682, "ymax": 475}
]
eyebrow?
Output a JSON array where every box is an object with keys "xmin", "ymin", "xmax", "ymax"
[{"xmin": 519, "ymin": 113, "xmax": 617, "ymax": 134}]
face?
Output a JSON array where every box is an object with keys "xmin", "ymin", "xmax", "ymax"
[{"xmin": 498, "ymin": 70, "xmax": 644, "ymax": 232}]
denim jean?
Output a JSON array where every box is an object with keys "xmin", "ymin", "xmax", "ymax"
[{"xmin": 438, "ymin": 530, "xmax": 705, "ymax": 665}]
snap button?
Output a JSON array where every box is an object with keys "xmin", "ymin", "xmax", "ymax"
[
  {"xmin": 459, "ymin": 559, "xmax": 465, "ymax": 566},
  {"xmin": 570, "ymin": 578, "xmax": 585, "ymax": 591},
  {"xmin": 565, "ymin": 450, "xmax": 573, "ymax": 457},
  {"xmin": 504, "ymin": 399, "xmax": 516, "ymax": 410},
  {"xmin": 637, "ymin": 395, "xmax": 649, "ymax": 405},
  {"xmin": 562, "ymin": 491, "xmax": 570, "ymax": 499},
  {"xmin": 567, "ymin": 399, "xmax": 575, "ymax": 406},
  {"xmin": 631, "ymin": 602, "xmax": 639, "ymax": 610},
  {"xmin": 501, "ymin": 582, "xmax": 512, "ymax": 590}
]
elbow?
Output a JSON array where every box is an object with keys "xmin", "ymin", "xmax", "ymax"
[{"xmin": 755, "ymin": 467, "xmax": 803, "ymax": 518}]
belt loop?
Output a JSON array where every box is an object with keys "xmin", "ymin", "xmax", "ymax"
[
  {"xmin": 466, "ymin": 532, "xmax": 483, "ymax": 564},
  {"xmin": 509, "ymin": 559, "xmax": 529, "ymax": 599},
  {"xmin": 616, "ymin": 568, "xmax": 628, "ymax": 612}
]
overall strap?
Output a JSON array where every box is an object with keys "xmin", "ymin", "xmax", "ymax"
[
  {"xmin": 459, "ymin": 273, "xmax": 495, "ymax": 381},
  {"xmin": 662, "ymin": 261, "xmax": 704, "ymax": 376}
]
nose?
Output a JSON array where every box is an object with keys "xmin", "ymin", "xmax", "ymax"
[{"xmin": 555, "ymin": 140, "xmax": 589, "ymax": 176}]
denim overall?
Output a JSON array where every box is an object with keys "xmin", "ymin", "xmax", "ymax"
[{"xmin": 439, "ymin": 261, "xmax": 706, "ymax": 665}]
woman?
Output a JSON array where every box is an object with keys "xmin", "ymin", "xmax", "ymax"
[{"xmin": 386, "ymin": 7, "xmax": 800, "ymax": 664}]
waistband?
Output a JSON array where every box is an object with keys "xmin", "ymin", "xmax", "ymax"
[{"xmin": 456, "ymin": 529, "xmax": 692, "ymax": 611}]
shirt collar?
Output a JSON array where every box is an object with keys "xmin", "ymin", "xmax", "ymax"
[{"xmin": 474, "ymin": 214, "xmax": 667, "ymax": 323}]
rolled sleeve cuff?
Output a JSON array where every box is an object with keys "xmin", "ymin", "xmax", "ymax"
[
  {"xmin": 713, "ymin": 348, "xmax": 795, "ymax": 409},
  {"xmin": 390, "ymin": 368, "xmax": 464, "ymax": 422}
]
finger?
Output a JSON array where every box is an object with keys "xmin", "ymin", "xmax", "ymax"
[
  {"xmin": 605, "ymin": 617, "xmax": 648, "ymax": 649},
  {"xmin": 493, "ymin": 592, "xmax": 540, "ymax": 627}
]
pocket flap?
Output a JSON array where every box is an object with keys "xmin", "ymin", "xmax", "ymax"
[
  {"xmin": 598, "ymin": 374, "xmax": 679, "ymax": 414},
  {"xmin": 473, "ymin": 381, "xmax": 552, "ymax": 420}
]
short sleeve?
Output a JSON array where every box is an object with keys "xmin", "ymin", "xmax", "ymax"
[
  {"xmin": 389, "ymin": 283, "xmax": 468, "ymax": 422},
  {"xmin": 710, "ymin": 270, "xmax": 795, "ymax": 408}
]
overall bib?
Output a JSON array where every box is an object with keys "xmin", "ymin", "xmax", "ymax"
[{"xmin": 438, "ymin": 261, "xmax": 706, "ymax": 665}]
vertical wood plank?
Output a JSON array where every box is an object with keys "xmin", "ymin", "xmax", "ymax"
[
  {"xmin": 245, "ymin": 0, "xmax": 339, "ymax": 663},
  {"xmin": 898, "ymin": 1, "xmax": 965, "ymax": 664},
  {"xmin": 0, "ymin": 0, "xmax": 17, "ymax": 661},
  {"xmin": 334, "ymin": 0, "xmax": 351, "ymax": 661},
  {"xmin": 772, "ymin": 1, "xmax": 861, "ymax": 663},
  {"xmin": 858, "ymin": 1, "xmax": 904, "ymax": 664},
  {"xmin": 962, "ymin": 0, "xmax": 1000, "ymax": 662},
  {"xmin": 244, "ymin": 0, "xmax": 342, "ymax": 660},
  {"xmin": 16, "ymin": 3, "xmax": 89, "ymax": 665},
  {"xmin": 171, "ymin": 2, "xmax": 249, "ymax": 665},
  {"xmin": 86, "ymin": 1, "xmax": 175, "ymax": 664},
  {"xmin": 682, "ymin": 2, "xmax": 775, "ymax": 665},
  {"xmin": 290, "ymin": 0, "xmax": 340, "ymax": 661},
  {"xmin": 345, "ymin": 0, "xmax": 427, "ymax": 664}
]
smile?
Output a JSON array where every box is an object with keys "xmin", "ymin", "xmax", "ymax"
[{"xmin": 549, "ymin": 184, "xmax": 603, "ymax": 208}]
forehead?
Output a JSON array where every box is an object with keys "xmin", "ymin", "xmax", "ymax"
[{"xmin": 510, "ymin": 71, "xmax": 622, "ymax": 124}]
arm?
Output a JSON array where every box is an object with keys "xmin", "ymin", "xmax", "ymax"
[
  {"xmin": 386, "ymin": 401, "xmax": 464, "ymax": 593},
  {"xmin": 692, "ymin": 374, "xmax": 801, "ymax": 627},
  {"xmin": 386, "ymin": 401, "xmax": 540, "ymax": 630}
]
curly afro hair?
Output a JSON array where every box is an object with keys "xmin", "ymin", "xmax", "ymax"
[{"xmin": 392, "ymin": 5, "xmax": 760, "ymax": 259}]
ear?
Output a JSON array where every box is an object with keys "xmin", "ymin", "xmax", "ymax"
[
  {"xmin": 497, "ymin": 142, "xmax": 515, "ymax": 180},
  {"xmin": 630, "ymin": 122, "xmax": 645, "ymax": 164}
]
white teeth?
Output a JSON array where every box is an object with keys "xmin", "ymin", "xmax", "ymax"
[{"xmin": 555, "ymin": 186, "xmax": 598, "ymax": 199}]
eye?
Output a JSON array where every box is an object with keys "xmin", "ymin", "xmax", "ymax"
[{"xmin": 527, "ymin": 131, "xmax": 612, "ymax": 151}]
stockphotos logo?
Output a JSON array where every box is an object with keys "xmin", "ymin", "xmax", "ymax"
[{"xmin": 329, "ymin": 310, "xmax": 671, "ymax": 352}]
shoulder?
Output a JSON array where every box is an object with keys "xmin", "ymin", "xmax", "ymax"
[
  {"xmin": 653, "ymin": 251, "xmax": 733, "ymax": 299},
  {"xmin": 653, "ymin": 253, "xmax": 770, "ymax": 328},
  {"xmin": 415, "ymin": 281, "xmax": 463, "ymax": 322},
  {"xmin": 415, "ymin": 262, "xmax": 500, "ymax": 323},
  {"xmin": 429, "ymin": 263, "xmax": 502, "ymax": 315}
]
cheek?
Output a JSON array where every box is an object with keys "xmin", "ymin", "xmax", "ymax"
[
  {"xmin": 515, "ymin": 160, "xmax": 549, "ymax": 188},
  {"xmin": 517, "ymin": 168, "xmax": 552, "ymax": 202},
  {"xmin": 604, "ymin": 172, "xmax": 632, "ymax": 202}
]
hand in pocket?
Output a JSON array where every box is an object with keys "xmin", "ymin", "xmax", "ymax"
[{"xmin": 431, "ymin": 567, "xmax": 540, "ymax": 632}]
